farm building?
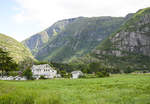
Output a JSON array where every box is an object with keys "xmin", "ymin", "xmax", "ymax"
[
  {"xmin": 71, "ymin": 71, "xmax": 83, "ymax": 79},
  {"xmin": 31, "ymin": 64, "xmax": 57, "ymax": 79}
]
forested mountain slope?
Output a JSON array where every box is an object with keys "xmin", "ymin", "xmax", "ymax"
[{"xmin": 23, "ymin": 16, "xmax": 125, "ymax": 62}]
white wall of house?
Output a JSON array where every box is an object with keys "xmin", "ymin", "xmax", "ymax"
[
  {"xmin": 31, "ymin": 64, "xmax": 57, "ymax": 79},
  {"xmin": 72, "ymin": 73, "xmax": 80, "ymax": 79}
]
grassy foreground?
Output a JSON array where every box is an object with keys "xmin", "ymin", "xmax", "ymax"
[{"xmin": 0, "ymin": 74, "xmax": 150, "ymax": 104}]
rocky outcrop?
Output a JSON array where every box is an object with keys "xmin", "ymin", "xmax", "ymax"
[
  {"xmin": 95, "ymin": 7, "xmax": 150, "ymax": 57},
  {"xmin": 111, "ymin": 31, "xmax": 150, "ymax": 56}
]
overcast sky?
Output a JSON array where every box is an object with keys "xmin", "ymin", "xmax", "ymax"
[{"xmin": 0, "ymin": 0, "xmax": 150, "ymax": 41}]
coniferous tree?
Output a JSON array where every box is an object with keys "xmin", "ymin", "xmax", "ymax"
[{"xmin": 0, "ymin": 48, "xmax": 18, "ymax": 77}]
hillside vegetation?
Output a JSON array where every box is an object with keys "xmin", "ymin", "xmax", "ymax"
[
  {"xmin": 0, "ymin": 33, "xmax": 35, "ymax": 63},
  {"xmin": 23, "ymin": 17, "xmax": 125, "ymax": 62}
]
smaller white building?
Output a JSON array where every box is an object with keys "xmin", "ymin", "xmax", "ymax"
[
  {"xmin": 31, "ymin": 64, "xmax": 57, "ymax": 79},
  {"xmin": 71, "ymin": 71, "xmax": 83, "ymax": 79}
]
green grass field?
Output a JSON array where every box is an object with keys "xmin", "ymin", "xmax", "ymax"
[{"xmin": 0, "ymin": 74, "xmax": 150, "ymax": 104}]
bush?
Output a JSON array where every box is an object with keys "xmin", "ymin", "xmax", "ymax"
[
  {"xmin": 8, "ymin": 71, "xmax": 19, "ymax": 76},
  {"xmin": 78, "ymin": 74, "xmax": 96, "ymax": 79},
  {"xmin": 79, "ymin": 74, "xmax": 86, "ymax": 78},
  {"xmin": 124, "ymin": 66, "xmax": 135, "ymax": 73},
  {"xmin": 96, "ymin": 70, "xmax": 110, "ymax": 78},
  {"xmin": 143, "ymin": 70, "xmax": 149, "ymax": 73},
  {"xmin": 63, "ymin": 73, "xmax": 71, "ymax": 78},
  {"xmin": 60, "ymin": 70, "xmax": 66, "ymax": 78},
  {"xmin": 82, "ymin": 69, "xmax": 88, "ymax": 73},
  {"xmin": 23, "ymin": 68, "xmax": 33, "ymax": 80},
  {"xmin": 96, "ymin": 72, "xmax": 105, "ymax": 77},
  {"xmin": 39, "ymin": 75, "xmax": 47, "ymax": 79},
  {"xmin": 111, "ymin": 68, "xmax": 121, "ymax": 73},
  {"xmin": 60, "ymin": 70, "xmax": 71, "ymax": 78}
]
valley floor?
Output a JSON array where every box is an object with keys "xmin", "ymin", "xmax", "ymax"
[{"xmin": 0, "ymin": 74, "xmax": 150, "ymax": 104}]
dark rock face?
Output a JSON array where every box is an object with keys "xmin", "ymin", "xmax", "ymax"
[{"xmin": 111, "ymin": 31, "xmax": 150, "ymax": 56}]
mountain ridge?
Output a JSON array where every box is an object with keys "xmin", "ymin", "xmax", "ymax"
[{"xmin": 23, "ymin": 16, "xmax": 127, "ymax": 62}]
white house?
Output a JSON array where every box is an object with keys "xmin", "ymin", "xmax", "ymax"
[
  {"xmin": 71, "ymin": 71, "xmax": 83, "ymax": 79},
  {"xmin": 31, "ymin": 64, "xmax": 57, "ymax": 79}
]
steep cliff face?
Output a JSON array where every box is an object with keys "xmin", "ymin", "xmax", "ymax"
[
  {"xmin": 111, "ymin": 31, "xmax": 150, "ymax": 56},
  {"xmin": 96, "ymin": 7, "xmax": 150, "ymax": 56},
  {"xmin": 92, "ymin": 7, "xmax": 150, "ymax": 70},
  {"xmin": 22, "ymin": 31, "xmax": 49, "ymax": 54}
]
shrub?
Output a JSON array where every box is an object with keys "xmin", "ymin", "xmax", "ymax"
[
  {"xmin": 8, "ymin": 71, "xmax": 19, "ymax": 76},
  {"xmin": 60, "ymin": 70, "xmax": 71, "ymax": 78},
  {"xmin": 23, "ymin": 68, "xmax": 33, "ymax": 80},
  {"xmin": 78, "ymin": 74, "xmax": 96, "ymax": 78},
  {"xmin": 63, "ymin": 73, "xmax": 71, "ymax": 78},
  {"xmin": 143, "ymin": 70, "xmax": 149, "ymax": 73},
  {"xmin": 96, "ymin": 70, "xmax": 110, "ymax": 78},
  {"xmin": 96, "ymin": 72, "xmax": 105, "ymax": 77},
  {"xmin": 60, "ymin": 70, "xmax": 66, "ymax": 78},
  {"xmin": 39, "ymin": 75, "xmax": 47, "ymax": 79},
  {"xmin": 79, "ymin": 74, "xmax": 86, "ymax": 78},
  {"xmin": 82, "ymin": 69, "xmax": 88, "ymax": 73},
  {"xmin": 124, "ymin": 67, "xmax": 134, "ymax": 73}
]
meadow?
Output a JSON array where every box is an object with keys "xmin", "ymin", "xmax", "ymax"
[{"xmin": 0, "ymin": 74, "xmax": 150, "ymax": 104}]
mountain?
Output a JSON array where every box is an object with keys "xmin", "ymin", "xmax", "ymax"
[
  {"xmin": 22, "ymin": 17, "xmax": 79, "ymax": 55},
  {"xmin": 90, "ymin": 7, "xmax": 150, "ymax": 71},
  {"xmin": 0, "ymin": 33, "xmax": 35, "ymax": 63},
  {"xmin": 23, "ymin": 16, "xmax": 125, "ymax": 62}
]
